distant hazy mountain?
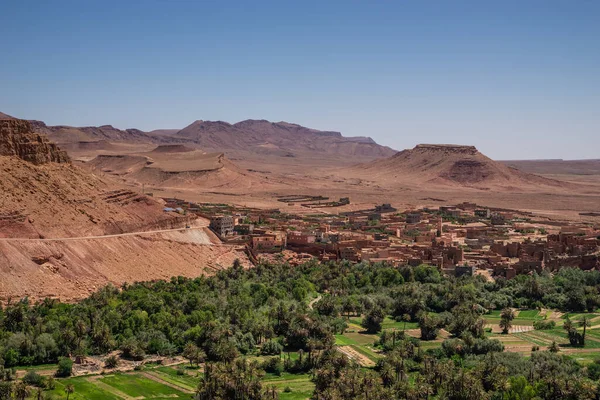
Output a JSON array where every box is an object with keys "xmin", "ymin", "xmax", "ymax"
[
  {"xmin": 174, "ymin": 119, "xmax": 396, "ymax": 159},
  {"xmin": 15, "ymin": 114, "xmax": 395, "ymax": 160}
]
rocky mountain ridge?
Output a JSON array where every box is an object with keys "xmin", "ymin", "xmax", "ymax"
[
  {"xmin": 29, "ymin": 120, "xmax": 162, "ymax": 144},
  {"xmin": 0, "ymin": 111, "xmax": 395, "ymax": 161},
  {"xmin": 174, "ymin": 119, "xmax": 396, "ymax": 158},
  {"xmin": 0, "ymin": 119, "xmax": 70, "ymax": 164}
]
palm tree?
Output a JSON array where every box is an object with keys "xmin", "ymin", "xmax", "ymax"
[
  {"xmin": 499, "ymin": 308, "xmax": 515, "ymax": 334},
  {"xmin": 74, "ymin": 319, "xmax": 87, "ymax": 351},
  {"xmin": 563, "ymin": 315, "xmax": 574, "ymax": 332},
  {"xmin": 65, "ymin": 383, "xmax": 75, "ymax": 400},
  {"xmin": 402, "ymin": 314, "xmax": 411, "ymax": 335},
  {"xmin": 580, "ymin": 316, "xmax": 592, "ymax": 346}
]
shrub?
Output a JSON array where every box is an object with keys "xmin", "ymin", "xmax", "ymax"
[
  {"xmin": 56, "ymin": 357, "xmax": 73, "ymax": 377},
  {"xmin": 533, "ymin": 320, "xmax": 556, "ymax": 330},
  {"xmin": 261, "ymin": 340, "xmax": 283, "ymax": 356},
  {"xmin": 23, "ymin": 370, "xmax": 45, "ymax": 387},
  {"xmin": 105, "ymin": 355, "xmax": 119, "ymax": 369},
  {"xmin": 442, "ymin": 339, "xmax": 467, "ymax": 357},
  {"xmin": 361, "ymin": 307, "xmax": 385, "ymax": 334},
  {"xmin": 262, "ymin": 357, "xmax": 284, "ymax": 376},
  {"xmin": 0, "ymin": 366, "xmax": 16, "ymax": 381},
  {"xmin": 588, "ymin": 362, "xmax": 600, "ymax": 380},
  {"xmin": 0, "ymin": 382, "xmax": 13, "ymax": 399},
  {"xmin": 283, "ymin": 386, "xmax": 292, "ymax": 393},
  {"xmin": 121, "ymin": 338, "xmax": 145, "ymax": 361},
  {"xmin": 471, "ymin": 338, "xmax": 504, "ymax": 355},
  {"xmin": 176, "ymin": 367, "xmax": 185, "ymax": 376}
]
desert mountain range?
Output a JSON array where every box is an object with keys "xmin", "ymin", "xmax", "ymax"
[
  {"xmin": 3, "ymin": 111, "xmax": 600, "ymax": 195},
  {"xmin": 173, "ymin": 119, "xmax": 397, "ymax": 159},
  {"xmin": 26, "ymin": 117, "xmax": 396, "ymax": 161}
]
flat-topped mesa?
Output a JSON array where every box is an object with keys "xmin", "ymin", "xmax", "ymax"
[
  {"xmin": 150, "ymin": 144, "xmax": 195, "ymax": 153},
  {"xmin": 414, "ymin": 144, "xmax": 478, "ymax": 154},
  {"xmin": 0, "ymin": 119, "xmax": 70, "ymax": 164}
]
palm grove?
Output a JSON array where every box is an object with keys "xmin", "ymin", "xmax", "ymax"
[{"xmin": 2, "ymin": 260, "xmax": 600, "ymax": 399}]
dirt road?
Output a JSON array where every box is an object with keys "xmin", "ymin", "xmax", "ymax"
[{"xmin": 0, "ymin": 221, "xmax": 209, "ymax": 242}]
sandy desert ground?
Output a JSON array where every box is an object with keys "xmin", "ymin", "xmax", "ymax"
[{"xmin": 71, "ymin": 141, "xmax": 600, "ymax": 224}]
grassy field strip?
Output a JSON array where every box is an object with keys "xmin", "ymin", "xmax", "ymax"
[
  {"xmin": 515, "ymin": 329, "xmax": 600, "ymax": 350},
  {"xmin": 526, "ymin": 331, "xmax": 561, "ymax": 344},
  {"xmin": 346, "ymin": 322, "xmax": 364, "ymax": 331},
  {"xmin": 344, "ymin": 331, "xmax": 378, "ymax": 345},
  {"xmin": 142, "ymin": 371, "xmax": 195, "ymax": 393},
  {"xmin": 484, "ymin": 324, "xmax": 534, "ymax": 333},
  {"xmin": 350, "ymin": 344, "xmax": 381, "ymax": 363},
  {"xmin": 580, "ymin": 334, "xmax": 600, "ymax": 344},
  {"xmin": 565, "ymin": 313, "xmax": 600, "ymax": 321},
  {"xmin": 262, "ymin": 373, "xmax": 314, "ymax": 400},
  {"xmin": 263, "ymin": 374, "xmax": 312, "ymax": 383},
  {"xmin": 347, "ymin": 317, "xmax": 418, "ymax": 331},
  {"xmin": 494, "ymin": 336, "xmax": 532, "ymax": 346},
  {"xmin": 526, "ymin": 331, "xmax": 567, "ymax": 344},
  {"xmin": 510, "ymin": 325, "xmax": 534, "ymax": 333},
  {"xmin": 513, "ymin": 333, "xmax": 549, "ymax": 347},
  {"xmin": 48, "ymin": 377, "xmax": 123, "ymax": 400},
  {"xmin": 485, "ymin": 318, "xmax": 537, "ymax": 326},
  {"xmin": 99, "ymin": 373, "xmax": 188, "ymax": 398},
  {"xmin": 419, "ymin": 341, "xmax": 443, "ymax": 349},
  {"xmin": 517, "ymin": 310, "xmax": 540, "ymax": 319},
  {"xmin": 87, "ymin": 375, "xmax": 133, "ymax": 399},
  {"xmin": 335, "ymin": 334, "xmax": 358, "ymax": 346},
  {"xmin": 337, "ymin": 346, "xmax": 376, "ymax": 367},
  {"xmin": 583, "ymin": 330, "xmax": 600, "ymax": 340}
]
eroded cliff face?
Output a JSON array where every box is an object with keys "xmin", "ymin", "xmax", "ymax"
[{"xmin": 0, "ymin": 119, "xmax": 70, "ymax": 164}]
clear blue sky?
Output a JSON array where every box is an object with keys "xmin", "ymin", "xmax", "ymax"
[{"xmin": 1, "ymin": 1, "xmax": 598, "ymax": 159}]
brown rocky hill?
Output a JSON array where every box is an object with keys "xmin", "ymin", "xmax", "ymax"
[
  {"xmin": 87, "ymin": 145, "xmax": 272, "ymax": 191},
  {"xmin": 0, "ymin": 119, "xmax": 184, "ymax": 238},
  {"xmin": 0, "ymin": 119, "xmax": 250, "ymax": 302},
  {"xmin": 354, "ymin": 144, "xmax": 570, "ymax": 190},
  {"xmin": 174, "ymin": 119, "xmax": 396, "ymax": 159},
  {"xmin": 0, "ymin": 112, "xmax": 15, "ymax": 119}
]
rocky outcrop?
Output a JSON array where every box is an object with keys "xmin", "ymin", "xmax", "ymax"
[
  {"xmin": 412, "ymin": 144, "xmax": 478, "ymax": 155},
  {"xmin": 0, "ymin": 119, "xmax": 70, "ymax": 164},
  {"xmin": 356, "ymin": 143, "xmax": 570, "ymax": 190}
]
